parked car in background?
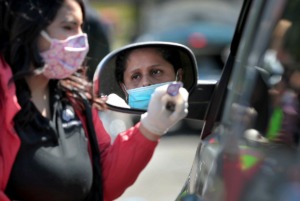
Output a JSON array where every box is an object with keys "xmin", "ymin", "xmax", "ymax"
[{"xmin": 135, "ymin": 0, "xmax": 241, "ymax": 81}]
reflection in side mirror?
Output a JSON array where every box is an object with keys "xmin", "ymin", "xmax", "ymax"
[{"xmin": 93, "ymin": 42, "xmax": 198, "ymax": 112}]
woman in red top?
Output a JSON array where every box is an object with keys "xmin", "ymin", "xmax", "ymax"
[{"xmin": 0, "ymin": 0, "xmax": 188, "ymax": 201}]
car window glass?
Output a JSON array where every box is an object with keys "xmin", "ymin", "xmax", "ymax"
[{"xmin": 222, "ymin": 0, "xmax": 300, "ymax": 144}]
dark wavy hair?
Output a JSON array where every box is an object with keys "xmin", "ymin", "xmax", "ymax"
[
  {"xmin": 1, "ymin": 0, "xmax": 85, "ymax": 75},
  {"xmin": 0, "ymin": 1, "xmax": 103, "ymax": 200},
  {"xmin": 0, "ymin": 0, "xmax": 86, "ymax": 111},
  {"xmin": 115, "ymin": 45, "xmax": 182, "ymax": 83}
]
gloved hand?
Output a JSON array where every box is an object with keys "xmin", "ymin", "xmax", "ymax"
[{"xmin": 141, "ymin": 83, "xmax": 189, "ymax": 136}]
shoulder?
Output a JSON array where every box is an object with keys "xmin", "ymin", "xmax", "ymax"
[{"xmin": 0, "ymin": 55, "xmax": 21, "ymax": 125}]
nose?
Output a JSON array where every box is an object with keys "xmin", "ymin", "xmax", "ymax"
[{"xmin": 141, "ymin": 76, "xmax": 152, "ymax": 87}]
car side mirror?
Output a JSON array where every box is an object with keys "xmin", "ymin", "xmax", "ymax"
[{"xmin": 93, "ymin": 41, "xmax": 198, "ymax": 113}]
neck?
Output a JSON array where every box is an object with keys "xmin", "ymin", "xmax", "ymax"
[{"xmin": 26, "ymin": 74, "xmax": 51, "ymax": 118}]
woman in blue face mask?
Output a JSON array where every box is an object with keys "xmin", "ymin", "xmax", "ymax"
[{"xmin": 115, "ymin": 46, "xmax": 184, "ymax": 110}]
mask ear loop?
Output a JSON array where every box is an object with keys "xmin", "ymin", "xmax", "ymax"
[
  {"xmin": 40, "ymin": 30, "xmax": 52, "ymax": 43},
  {"xmin": 33, "ymin": 31, "xmax": 53, "ymax": 75},
  {"xmin": 120, "ymin": 83, "xmax": 129, "ymax": 102},
  {"xmin": 175, "ymin": 70, "xmax": 179, "ymax": 81}
]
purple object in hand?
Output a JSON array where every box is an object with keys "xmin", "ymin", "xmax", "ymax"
[
  {"xmin": 166, "ymin": 82, "xmax": 183, "ymax": 112},
  {"xmin": 167, "ymin": 82, "xmax": 183, "ymax": 96}
]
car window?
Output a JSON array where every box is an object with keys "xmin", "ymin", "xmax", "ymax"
[
  {"xmin": 195, "ymin": 2, "xmax": 300, "ymax": 200},
  {"xmin": 222, "ymin": 0, "xmax": 300, "ymax": 142}
]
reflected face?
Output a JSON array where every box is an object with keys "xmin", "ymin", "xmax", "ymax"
[{"xmin": 123, "ymin": 47, "xmax": 177, "ymax": 90}]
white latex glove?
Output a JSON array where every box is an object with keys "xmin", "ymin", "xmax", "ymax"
[{"xmin": 141, "ymin": 83, "xmax": 189, "ymax": 136}]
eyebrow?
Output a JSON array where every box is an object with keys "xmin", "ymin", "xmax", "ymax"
[
  {"xmin": 61, "ymin": 12, "xmax": 83, "ymax": 24},
  {"xmin": 127, "ymin": 64, "xmax": 162, "ymax": 73},
  {"xmin": 61, "ymin": 19, "xmax": 82, "ymax": 26}
]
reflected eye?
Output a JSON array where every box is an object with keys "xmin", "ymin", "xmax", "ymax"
[
  {"xmin": 151, "ymin": 69, "xmax": 162, "ymax": 75},
  {"xmin": 131, "ymin": 73, "xmax": 141, "ymax": 80}
]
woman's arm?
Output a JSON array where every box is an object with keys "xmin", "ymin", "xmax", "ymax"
[
  {"xmin": 93, "ymin": 84, "xmax": 189, "ymax": 200},
  {"xmin": 92, "ymin": 108, "xmax": 158, "ymax": 200}
]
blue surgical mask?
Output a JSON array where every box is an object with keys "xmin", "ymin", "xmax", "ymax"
[{"xmin": 126, "ymin": 82, "xmax": 173, "ymax": 110}]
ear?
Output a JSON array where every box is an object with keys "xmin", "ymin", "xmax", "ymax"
[
  {"xmin": 176, "ymin": 68, "xmax": 183, "ymax": 81},
  {"xmin": 119, "ymin": 82, "xmax": 128, "ymax": 101}
]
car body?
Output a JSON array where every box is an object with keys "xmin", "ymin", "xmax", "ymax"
[{"xmin": 175, "ymin": 0, "xmax": 300, "ymax": 200}]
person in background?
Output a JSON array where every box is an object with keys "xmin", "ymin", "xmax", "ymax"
[
  {"xmin": 266, "ymin": 23, "xmax": 300, "ymax": 146},
  {"xmin": 83, "ymin": 0, "xmax": 111, "ymax": 81},
  {"xmin": 0, "ymin": 1, "xmax": 189, "ymax": 201}
]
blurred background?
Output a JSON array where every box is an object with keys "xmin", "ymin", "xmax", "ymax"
[
  {"xmin": 87, "ymin": 0, "xmax": 243, "ymax": 136},
  {"xmin": 86, "ymin": 0, "xmax": 242, "ymax": 81},
  {"xmin": 85, "ymin": 0, "xmax": 243, "ymax": 200}
]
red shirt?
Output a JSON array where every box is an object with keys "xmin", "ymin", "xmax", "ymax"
[{"xmin": 0, "ymin": 56, "xmax": 158, "ymax": 201}]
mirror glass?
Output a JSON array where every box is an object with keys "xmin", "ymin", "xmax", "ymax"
[{"xmin": 93, "ymin": 42, "xmax": 198, "ymax": 111}]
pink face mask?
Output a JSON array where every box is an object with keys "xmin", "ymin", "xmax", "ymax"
[{"xmin": 40, "ymin": 31, "xmax": 89, "ymax": 79}]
